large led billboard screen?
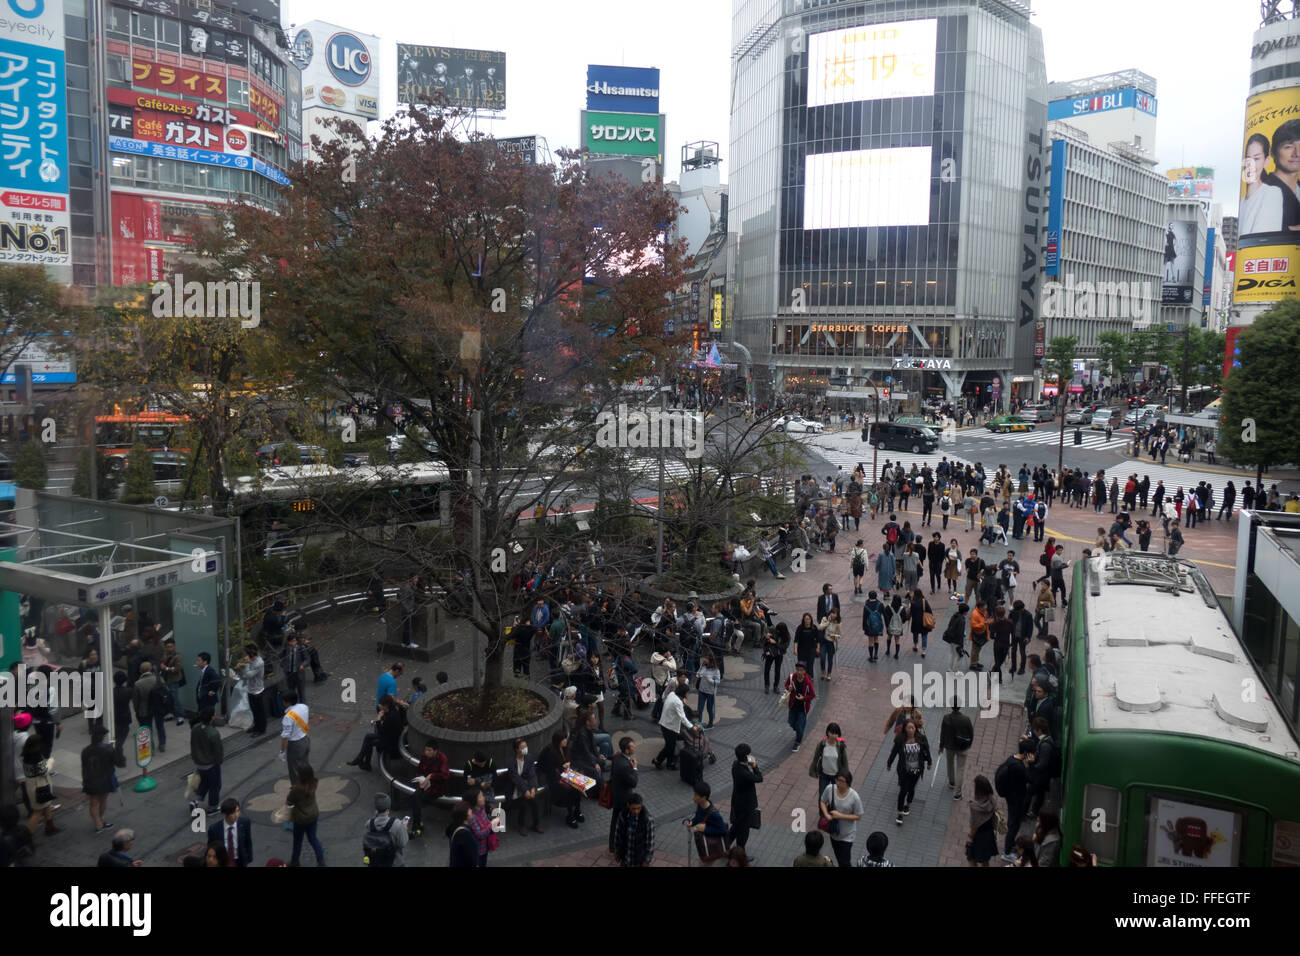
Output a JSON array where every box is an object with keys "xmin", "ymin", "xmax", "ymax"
[
  {"xmin": 807, "ymin": 19, "xmax": 937, "ymax": 107},
  {"xmin": 802, "ymin": 147, "xmax": 932, "ymax": 229},
  {"xmin": 397, "ymin": 45, "xmax": 506, "ymax": 111}
]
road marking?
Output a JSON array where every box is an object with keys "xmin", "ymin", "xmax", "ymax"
[{"xmin": 1043, "ymin": 529, "xmax": 1236, "ymax": 570}]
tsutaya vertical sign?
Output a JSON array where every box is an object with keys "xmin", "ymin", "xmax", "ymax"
[
  {"xmin": 712, "ymin": 292, "xmax": 722, "ymax": 330},
  {"xmin": 0, "ymin": 0, "xmax": 72, "ymax": 273}
]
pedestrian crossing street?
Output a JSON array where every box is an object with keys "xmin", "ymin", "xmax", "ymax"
[
  {"xmin": 804, "ymin": 429, "xmax": 1258, "ymax": 502},
  {"xmin": 985, "ymin": 428, "xmax": 1130, "ymax": 451}
]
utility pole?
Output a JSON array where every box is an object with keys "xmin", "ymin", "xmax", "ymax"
[
  {"xmin": 1180, "ymin": 324, "xmax": 1191, "ymax": 413},
  {"xmin": 656, "ymin": 381, "xmax": 664, "ymax": 576},
  {"xmin": 470, "ymin": 408, "xmax": 483, "ymax": 689}
]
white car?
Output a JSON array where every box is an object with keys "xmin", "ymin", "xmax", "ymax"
[{"xmin": 773, "ymin": 415, "xmax": 825, "ymax": 434}]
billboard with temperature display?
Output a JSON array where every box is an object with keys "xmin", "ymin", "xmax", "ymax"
[{"xmin": 807, "ymin": 19, "xmax": 937, "ymax": 107}]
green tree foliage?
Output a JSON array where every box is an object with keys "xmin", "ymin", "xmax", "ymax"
[
  {"xmin": 0, "ymin": 265, "xmax": 70, "ymax": 375},
  {"xmin": 1218, "ymin": 301, "xmax": 1300, "ymax": 478},
  {"xmin": 121, "ymin": 442, "xmax": 158, "ymax": 504},
  {"xmin": 12, "ymin": 437, "xmax": 46, "ymax": 490},
  {"xmin": 218, "ymin": 108, "xmax": 691, "ymax": 687},
  {"xmin": 1097, "ymin": 330, "xmax": 1130, "ymax": 383},
  {"xmin": 1044, "ymin": 336, "xmax": 1078, "ymax": 474},
  {"xmin": 70, "ymin": 450, "xmax": 118, "ymax": 499}
]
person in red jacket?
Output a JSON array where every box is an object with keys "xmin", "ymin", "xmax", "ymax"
[
  {"xmin": 784, "ymin": 662, "xmax": 816, "ymax": 752},
  {"xmin": 406, "ymin": 739, "xmax": 450, "ymax": 836}
]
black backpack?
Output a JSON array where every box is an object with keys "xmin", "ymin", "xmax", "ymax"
[
  {"xmin": 148, "ymin": 677, "xmax": 172, "ymax": 718},
  {"xmin": 363, "ymin": 817, "xmax": 397, "ymax": 866},
  {"xmin": 994, "ymin": 756, "xmax": 1018, "ymax": 798}
]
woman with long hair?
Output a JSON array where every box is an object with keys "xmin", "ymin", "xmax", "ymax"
[
  {"xmin": 538, "ymin": 731, "xmax": 581, "ymax": 829},
  {"xmin": 204, "ymin": 842, "xmax": 233, "ymax": 867},
  {"xmin": 21, "ymin": 735, "xmax": 58, "ymax": 836},
  {"xmin": 794, "ymin": 612, "xmax": 821, "ymax": 672},
  {"xmin": 287, "ymin": 762, "xmax": 325, "ymax": 866},
  {"xmin": 908, "ymin": 589, "xmax": 933, "ymax": 657},
  {"xmin": 965, "ymin": 774, "xmax": 998, "ymax": 866},
  {"xmin": 885, "ymin": 719, "xmax": 932, "ymax": 827},
  {"xmin": 1033, "ymin": 809, "xmax": 1063, "ymax": 867},
  {"xmin": 944, "ymin": 538, "xmax": 962, "ymax": 598}
]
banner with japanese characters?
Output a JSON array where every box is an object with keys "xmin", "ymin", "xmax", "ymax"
[{"xmin": 0, "ymin": 0, "xmax": 71, "ymax": 270}]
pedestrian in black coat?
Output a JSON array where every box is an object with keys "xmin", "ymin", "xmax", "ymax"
[{"xmin": 728, "ymin": 744, "xmax": 763, "ymax": 852}]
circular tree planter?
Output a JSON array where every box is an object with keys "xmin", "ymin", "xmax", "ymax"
[
  {"xmin": 641, "ymin": 577, "xmax": 741, "ymax": 606},
  {"xmin": 406, "ymin": 680, "xmax": 563, "ymax": 772}
]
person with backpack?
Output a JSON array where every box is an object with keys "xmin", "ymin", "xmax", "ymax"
[
  {"xmin": 188, "ymin": 707, "xmax": 224, "ymax": 815},
  {"xmin": 943, "ymin": 603, "xmax": 969, "ymax": 671},
  {"xmin": 883, "ymin": 594, "xmax": 906, "ymax": 660},
  {"xmin": 849, "ymin": 540, "xmax": 868, "ymax": 595},
  {"xmin": 363, "ymin": 792, "xmax": 408, "ymax": 867},
  {"xmin": 938, "ymin": 698, "xmax": 973, "ymax": 800},
  {"xmin": 446, "ymin": 800, "xmax": 479, "ymax": 868},
  {"xmin": 862, "ymin": 592, "xmax": 886, "ymax": 663},
  {"xmin": 886, "ymin": 720, "xmax": 932, "ymax": 827},
  {"xmin": 995, "ymin": 740, "xmax": 1034, "ymax": 863},
  {"xmin": 132, "ymin": 660, "xmax": 168, "ymax": 753}
]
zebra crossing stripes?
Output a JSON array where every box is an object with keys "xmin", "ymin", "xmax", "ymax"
[{"xmin": 988, "ymin": 429, "xmax": 1130, "ymax": 451}]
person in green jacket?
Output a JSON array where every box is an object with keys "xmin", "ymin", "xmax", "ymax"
[{"xmin": 189, "ymin": 707, "xmax": 224, "ymax": 815}]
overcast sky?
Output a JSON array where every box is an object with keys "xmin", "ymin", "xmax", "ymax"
[{"xmin": 282, "ymin": 0, "xmax": 1261, "ymax": 215}]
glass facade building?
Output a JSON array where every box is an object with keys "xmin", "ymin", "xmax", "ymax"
[
  {"xmin": 1041, "ymin": 121, "xmax": 1166, "ymax": 361},
  {"xmin": 728, "ymin": 0, "xmax": 1046, "ymax": 406}
]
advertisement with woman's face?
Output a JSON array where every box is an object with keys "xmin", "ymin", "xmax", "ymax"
[{"xmin": 1238, "ymin": 87, "xmax": 1300, "ymax": 238}]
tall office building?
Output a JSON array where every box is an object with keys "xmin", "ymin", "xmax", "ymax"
[
  {"xmin": 1039, "ymin": 120, "xmax": 1166, "ymax": 374},
  {"xmin": 727, "ymin": 0, "xmax": 1047, "ymax": 411},
  {"xmin": 102, "ymin": 0, "xmax": 295, "ymax": 288},
  {"xmin": 1161, "ymin": 198, "xmax": 1210, "ymax": 331}
]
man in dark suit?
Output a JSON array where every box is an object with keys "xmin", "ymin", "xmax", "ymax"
[
  {"xmin": 728, "ymin": 743, "xmax": 763, "ymax": 855},
  {"xmin": 195, "ymin": 652, "xmax": 222, "ymax": 713},
  {"xmin": 816, "ymin": 583, "xmax": 840, "ymax": 623},
  {"xmin": 607, "ymin": 736, "xmax": 639, "ymax": 854},
  {"xmin": 207, "ymin": 798, "xmax": 253, "ymax": 867}
]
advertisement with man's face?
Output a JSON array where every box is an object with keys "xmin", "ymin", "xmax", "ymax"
[{"xmin": 1238, "ymin": 86, "xmax": 1300, "ymax": 238}]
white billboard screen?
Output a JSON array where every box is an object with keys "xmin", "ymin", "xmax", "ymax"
[
  {"xmin": 803, "ymin": 147, "xmax": 932, "ymax": 230},
  {"xmin": 807, "ymin": 19, "xmax": 937, "ymax": 107}
]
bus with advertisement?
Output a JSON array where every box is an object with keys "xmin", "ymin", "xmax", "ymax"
[{"xmin": 95, "ymin": 411, "xmax": 192, "ymax": 460}]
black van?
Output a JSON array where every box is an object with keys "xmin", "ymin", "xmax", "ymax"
[{"xmin": 864, "ymin": 422, "xmax": 940, "ymax": 454}]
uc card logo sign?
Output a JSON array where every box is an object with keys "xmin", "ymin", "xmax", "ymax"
[{"xmin": 326, "ymin": 32, "xmax": 371, "ymax": 87}]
